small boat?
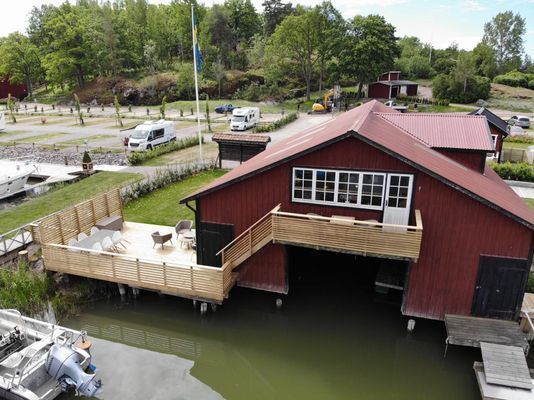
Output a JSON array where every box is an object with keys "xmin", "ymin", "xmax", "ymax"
[
  {"xmin": 0, "ymin": 309, "xmax": 102, "ymax": 400},
  {"xmin": 0, "ymin": 160, "xmax": 37, "ymax": 200}
]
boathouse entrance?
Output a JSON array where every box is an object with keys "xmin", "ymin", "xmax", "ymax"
[{"xmin": 287, "ymin": 246, "xmax": 409, "ymax": 303}]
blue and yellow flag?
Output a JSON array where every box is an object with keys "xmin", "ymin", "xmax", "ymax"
[{"xmin": 192, "ymin": 8, "xmax": 202, "ymax": 73}]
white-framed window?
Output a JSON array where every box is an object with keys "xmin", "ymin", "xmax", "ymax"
[{"xmin": 292, "ymin": 167, "xmax": 386, "ymax": 210}]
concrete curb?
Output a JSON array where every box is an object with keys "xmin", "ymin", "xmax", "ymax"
[{"xmin": 505, "ymin": 180, "xmax": 534, "ymax": 188}]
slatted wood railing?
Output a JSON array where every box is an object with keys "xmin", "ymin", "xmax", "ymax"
[
  {"xmin": 271, "ymin": 210, "xmax": 423, "ymax": 261},
  {"xmin": 218, "ymin": 205, "xmax": 280, "ymax": 270},
  {"xmin": 36, "ymin": 189, "xmax": 123, "ymax": 245},
  {"xmin": 42, "ymin": 243, "xmax": 234, "ymax": 303}
]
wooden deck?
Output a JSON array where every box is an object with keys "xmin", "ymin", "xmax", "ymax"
[
  {"xmin": 445, "ymin": 314, "xmax": 529, "ymax": 353},
  {"xmin": 480, "ymin": 342, "xmax": 532, "ymax": 390}
]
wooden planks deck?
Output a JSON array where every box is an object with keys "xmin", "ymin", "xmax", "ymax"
[
  {"xmin": 445, "ymin": 314, "xmax": 529, "ymax": 353},
  {"xmin": 481, "ymin": 342, "xmax": 532, "ymax": 390}
]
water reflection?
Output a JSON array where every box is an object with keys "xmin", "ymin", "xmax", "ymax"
[{"xmin": 61, "ymin": 283, "xmax": 480, "ymax": 400}]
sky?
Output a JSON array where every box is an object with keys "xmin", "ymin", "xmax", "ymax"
[{"xmin": 0, "ymin": 0, "xmax": 533, "ymax": 56}]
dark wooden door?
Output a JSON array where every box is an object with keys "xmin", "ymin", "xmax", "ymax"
[
  {"xmin": 198, "ymin": 222, "xmax": 234, "ymax": 267},
  {"xmin": 472, "ymin": 255, "xmax": 529, "ymax": 319}
]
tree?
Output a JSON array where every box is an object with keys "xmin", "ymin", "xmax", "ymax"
[
  {"xmin": 114, "ymin": 95, "xmax": 123, "ymax": 127},
  {"xmin": 339, "ymin": 15, "xmax": 399, "ymax": 98},
  {"xmin": 160, "ymin": 95, "xmax": 167, "ymax": 119},
  {"xmin": 266, "ymin": 11, "xmax": 321, "ymax": 100},
  {"xmin": 482, "ymin": 11, "xmax": 526, "ymax": 73},
  {"xmin": 200, "ymin": 5, "xmax": 234, "ymax": 69},
  {"xmin": 211, "ymin": 61, "xmax": 226, "ymax": 98},
  {"xmin": 175, "ymin": 63, "xmax": 196, "ymax": 99},
  {"xmin": 453, "ymin": 51, "xmax": 476, "ymax": 93},
  {"xmin": 0, "ymin": 33, "xmax": 41, "ymax": 98},
  {"xmin": 262, "ymin": 0, "xmax": 293, "ymax": 36},
  {"xmin": 472, "ymin": 42, "xmax": 497, "ymax": 79},
  {"xmin": 7, "ymin": 94, "xmax": 16, "ymax": 124}
]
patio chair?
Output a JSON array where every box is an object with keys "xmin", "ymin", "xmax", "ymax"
[
  {"xmin": 102, "ymin": 236, "xmax": 115, "ymax": 252},
  {"xmin": 91, "ymin": 242, "xmax": 103, "ymax": 251},
  {"xmin": 78, "ymin": 232, "xmax": 88, "ymax": 241},
  {"xmin": 175, "ymin": 220, "xmax": 193, "ymax": 236},
  {"xmin": 151, "ymin": 231, "xmax": 173, "ymax": 249},
  {"xmin": 90, "ymin": 226, "xmax": 100, "ymax": 235},
  {"xmin": 67, "ymin": 238, "xmax": 78, "ymax": 247},
  {"xmin": 112, "ymin": 231, "xmax": 126, "ymax": 249}
]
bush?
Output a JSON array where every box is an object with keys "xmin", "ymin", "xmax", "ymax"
[
  {"xmin": 432, "ymin": 74, "xmax": 490, "ymax": 103},
  {"xmin": 493, "ymin": 71, "xmax": 534, "ymax": 88},
  {"xmin": 127, "ymin": 136, "xmax": 203, "ymax": 166},
  {"xmin": 491, "ymin": 161, "xmax": 534, "ymax": 182},
  {"xmin": 396, "ymin": 94, "xmax": 449, "ymax": 106},
  {"xmin": 504, "ymin": 136, "xmax": 534, "ymax": 144},
  {"xmin": 121, "ymin": 163, "xmax": 215, "ymax": 204},
  {"xmin": 255, "ymin": 112, "xmax": 298, "ymax": 133}
]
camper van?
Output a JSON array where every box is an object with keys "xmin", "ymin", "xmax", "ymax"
[
  {"xmin": 230, "ymin": 107, "xmax": 260, "ymax": 131},
  {"xmin": 0, "ymin": 112, "xmax": 5, "ymax": 131},
  {"xmin": 127, "ymin": 120, "xmax": 176, "ymax": 151}
]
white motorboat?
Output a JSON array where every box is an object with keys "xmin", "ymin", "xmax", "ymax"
[
  {"xmin": 0, "ymin": 309, "xmax": 102, "ymax": 400},
  {"xmin": 0, "ymin": 112, "xmax": 5, "ymax": 131},
  {"xmin": 0, "ymin": 160, "xmax": 37, "ymax": 200}
]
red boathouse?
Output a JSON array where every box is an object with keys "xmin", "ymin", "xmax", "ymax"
[
  {"xmin": 0, "ymin": 77, "xmax": 27, "ymax": 100},
  {"xmin": 181, "ymin": 101, "xmax": 534, "ymax": 321}
]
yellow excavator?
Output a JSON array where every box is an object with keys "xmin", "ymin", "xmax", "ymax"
[{"xmin": 312, "ymin": 89, "xmax": 334, "ymax": 113}]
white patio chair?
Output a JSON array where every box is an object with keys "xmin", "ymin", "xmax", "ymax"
[
  {"xmin": 78, "ymin": 232, "xmax": 88, "ymax": 241},
  {"xmin": 67, "ymin": 238, "xmax": 78, "ymax": 247},
  {"xmin": 102, "ymin": 236, "xmax": 115, "ymax": 252},
  {"xmin": 90, "ymin": 226, "xmax": 100, "ymax": 235},
  {"xmin": 111, "ymin": 231, "xmax": 126, "ymax": 249},
  {"xmin": 91, "ymin": 242, "xmax": 103, "ymax": 251}
]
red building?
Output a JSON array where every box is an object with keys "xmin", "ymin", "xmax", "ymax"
[
  {"xmin": 0, "ymin": 77, "xmax": 27, "ymax": 100},
  {"xmin": 368, "ymin": 71, "xmax": 418, "ymax": 99},
  {"xmin": 469, "ymin": 107, "xmax": 509, "ymax": 163},
  {"xmin": 182, "ymin": 101, "xmax": 534, "ymax": 321}
]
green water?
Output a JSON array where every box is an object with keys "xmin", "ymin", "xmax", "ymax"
[{"xmin": 60, "ymin": 269, "xmax": 480, "ymax": 400}]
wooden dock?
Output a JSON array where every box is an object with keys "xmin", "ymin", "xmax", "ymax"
[
  {"xmin": 521, "ymin": 293, "xmax": 534, "ymax": 334},
  {"xmin": 445, "ymin": 314, "xmax": 529, "ymax": 354}
]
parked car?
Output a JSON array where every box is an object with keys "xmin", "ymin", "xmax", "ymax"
[
  {"xmin": 127, "ymin": 120, "xmax": 176, "ymax": 151},
  {"xmin": 508, "ymin": 125, "xmax": 526, "ymax": 136},
  {"xmin": 384, "ymin": 100, "xmax": 408, "ymax": 113},
  {"xmin": 215, "ymin": 104, "xmax": 239, "ymax": 114},
  {"xmin": 508, "ymin": 115, "xmax": 530, "ymax": 128}
]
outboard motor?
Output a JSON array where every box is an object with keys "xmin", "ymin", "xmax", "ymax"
[{"xmin": 45, "ymin": 344, "xmax": 102, "ymax": 397}]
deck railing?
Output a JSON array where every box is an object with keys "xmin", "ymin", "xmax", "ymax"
[
  {"xmin": 218, "ymin": 205, "xmax": 280, "ymax": 269},
  {"xmin": 0, "ymin": 224, "xmax": 36, "ymax": 257},
  {"xmin": 272, "ymin": 210, "xmax": 423, "ymax": 261},
  {"xmin": 42, "ymin": 243, "xmax": 235, "ymax": 303}
]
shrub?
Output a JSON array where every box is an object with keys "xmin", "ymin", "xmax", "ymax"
[
  {"xmin": 127, "ymin": 136, "xmax": 203, "ymax": 166},
  {"xmin": 255, "ymin": 112, "xmax": 298, "ymax": 133},
  {"xmin": 493, "ymin": 71, "xmax": 533, "ymax": 88},
  {"xmin": 491, "ymin": 161, "xmax": 534, "ymax": 182},
  {"xmin": 432, "ymin": 74, "xmax": 490, "ymax": 103},
  {"xmin": 121, "ymin": 163, "xmax": 215, "ymax": 204},
  {"xmin": 504, "ymin": 136, "xmax": 534, "ymax": 144}
]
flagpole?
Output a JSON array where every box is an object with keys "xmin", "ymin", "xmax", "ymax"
[{"xmin": 191, "ymin": 5, "xmax": 203, "ymax": 162}]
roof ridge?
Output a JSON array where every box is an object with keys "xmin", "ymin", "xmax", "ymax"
[
  {"xmin": 373, "ymin": 112, "xmax": 432, "ymax": 147},
  {"xmin": 376, "ymin": 112, "xmax": 485, "ymax": 118}
]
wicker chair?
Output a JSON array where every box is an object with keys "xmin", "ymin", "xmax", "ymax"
[
  {"xmin": 175, "ymin": 220, "xmax": 193, "ymax": 236},
  {"xmin": 151, "ymin": 231, "xmax": 173, "ymax": 248}
]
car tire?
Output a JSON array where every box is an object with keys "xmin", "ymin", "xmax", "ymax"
[{"xmin": 147, "ymin": 145, "xmax": 153, "ymax": 151}]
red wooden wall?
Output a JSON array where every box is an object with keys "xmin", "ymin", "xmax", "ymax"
[
  {"xmin": 406, "ymin": 84, "xmax": 418, "ymax": 96},
  {"xmin": 436, "ymin": 150, "xmax": 485, "ymax": 172},
  {"xmin": 197, "ymin": 136, "xmax": 533, "ymax": 319},
  {"xmin": 368, "ymin": 83, "xmax": 390, "ymax": 99},
  {"xmin": 0, "ymin": 78, "xmax": 27, "ymax": 99}
]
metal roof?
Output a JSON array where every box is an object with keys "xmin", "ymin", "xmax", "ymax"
[
  {"xmin": 369, "ymin": 80, "xmax": 418, "ymax": 86},
  {"xmin": 376, "ymin": 113, "xmax": 494, "ymax": 151},
  {"xmin": 469, "ymin": 107, "xmax": 509, "ymax": 137},
  {"xmin": 212, "ymin": 133, "xmax": 271, "ymax": 144},
  {"xmin": 182, "ymin": 100, "xmax": 534, "ymax": 228}
]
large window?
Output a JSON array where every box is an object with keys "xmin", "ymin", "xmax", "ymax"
[{"xmin": 292, "ymin": 167, "xmax": 386, "ymax": 210}]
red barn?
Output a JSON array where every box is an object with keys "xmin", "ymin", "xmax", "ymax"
[
  {"xmin": 368, "ymin": 71, "xmax": 418, "ymax": 99},
  {"xmin": 181, "ymin": 101, "xmax": 534, "ymax": 321},
  {"xmin": 469, "ymin": 107, "xmax": 508, "ymax": 163},
  {"xmin": 0, "ymin": 77, "xmax": 27, "ymax": 100}
]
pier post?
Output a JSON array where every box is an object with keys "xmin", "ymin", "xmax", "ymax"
[
  {"xmin": 117, "ymin": 283, "xmax": 126, "ymax": 299},
  {"xmin": 210, "ymin": 303, "xmax": 217, "ymax": 312},
  {"xmin": 407, "ymin": 319, "xmax": 416, "ymax": 332},
  {"xmin": 200, "ymin": 302, "xmax": 208, "ymax": 315},
  {"xmin": 276, "ymin": 298, "xmax": 283, "ymax": 309}
]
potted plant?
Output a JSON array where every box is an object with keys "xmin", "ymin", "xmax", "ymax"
[{"xmin": 82, "ymin": 151, "xmax": 94, "ymax": 174}]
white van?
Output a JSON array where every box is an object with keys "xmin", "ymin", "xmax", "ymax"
[
  {"xmin": 0, "ymin": 112, "xmax": 5, "ymax": 131},
  {"xmin": 128, "ymin": 120, "xmax": 176, "ymax": 151},
  {"xmin": 230, "ymin": 107, "xmax": 260, "ymax": 131}
]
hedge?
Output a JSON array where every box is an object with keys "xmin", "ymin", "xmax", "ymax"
[
  {"xmin": 127, "ymin": 136, "xmax": 203, "ymax": 166},
  {"xmin": 503, "ymin": 136, "xmax": 534, "ymax": 144},
  {"xmin": 396, "ymin": 94, "xmax": 449, "ymax": 106},
  {"xmin": 491, "ymin": 161, "xmax": 534, "ymax": 182},
  {"xmin": 493, "ymin": 71, "xmax": 534, "ymax": 89},
  {"xmin": 255, "ymin": 112, "xmax": 298, "ymax": 133}
]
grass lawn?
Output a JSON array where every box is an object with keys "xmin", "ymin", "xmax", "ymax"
[
  {"xmin": 525, "ymin": 198, "xmax": 534, "ymax": 209},
  {"xmin": 165, "ymin": 99, "xmax": 301, "ymax": 114},
  {"xmin": 503, "ymin": 141, "xmax": 534, "ymax": 150},
  {"xmin": 0, "ymin": 171, "xmax": 142, "ymax": 233},
  {"xmin": 123, "ymin": 169, "xmax": 226, "ymax": 226},
  {"xmin": 417, "ymin": 104, "xmax": 475, "ymax": 113},
  {"xmin": 141, "ymin": 142, "xmax": 219, "ymax": 166},
  {"xmin": 57, "ymin": 134, "xmax": 115, "ymax": 146}
]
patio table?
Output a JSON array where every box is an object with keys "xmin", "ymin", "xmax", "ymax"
[{"xmin": 75, "ymin": 229, "xmax": 115, "ymax": 250}]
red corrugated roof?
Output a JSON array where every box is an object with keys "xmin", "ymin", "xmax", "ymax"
[
  {"xmin": 182, "ymin": 101, "xmax": 534, "ymax": 228},
  {"xmin": 376, "ymin": 113, "xmax": 494, "ymax": 151}
]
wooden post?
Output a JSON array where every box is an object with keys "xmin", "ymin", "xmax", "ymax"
[
  {"xmin": 74, "ymin": 208, "xmax": 81, "ymax": 233},
  {"xmin": 163, "ymin": 262, "xmax": 167, "ymax": 288},
  {"xmin": 56, "ymin": 215, "xmax": 65, "ymax": 244},
  {"xmin": 104, "ymin": 193, "xmax": 111, "ymax": 217},
  {"xmin": 111, "ymin": 255, "xmax": 116, "ymax": 279},
  {"xmin": 90, "ymin": 199, "xmax": 97, "ymax": 225},
  {"xmin": 136, "ymin": 258, "xmax": 141, "ymax": 283},
  {"xmin": 190, "ymin": 266, "xmax": 195, "ymax": 291}
]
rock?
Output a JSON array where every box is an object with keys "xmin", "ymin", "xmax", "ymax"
[{"xmin": 31, "ymin": 258, "xmax": 44, "ymax": 272}]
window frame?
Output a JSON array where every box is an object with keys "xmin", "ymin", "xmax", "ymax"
[{"xmin": 291, "ymin": 167, "xmax": 386, "ymax": 210}]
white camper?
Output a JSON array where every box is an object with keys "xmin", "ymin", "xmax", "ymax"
[
  {"xmin": 230, "ymin": 107, "xmax": 260, "ymax": 131},
  {"xmin": 0, "ymin": 112, "xmax": 5, "ymax": 131},
  {"xmin": 127, "ymin": 120, "xmax": 176, "ymax": 151}
]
